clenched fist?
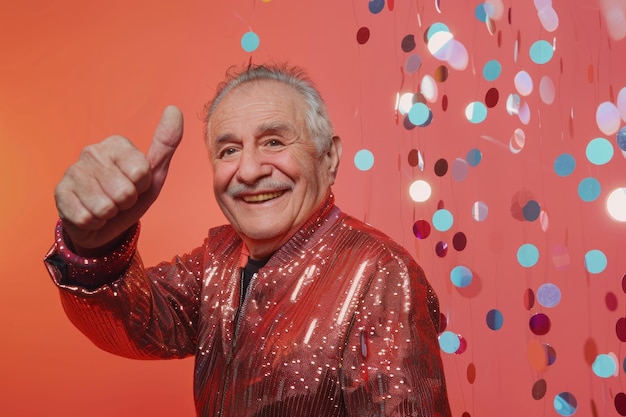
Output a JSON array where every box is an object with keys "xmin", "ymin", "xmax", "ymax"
[{"xmin": 55, "ymin": 106, "xmax": 184, "ymax": 255}]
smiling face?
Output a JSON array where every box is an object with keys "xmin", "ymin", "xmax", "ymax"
[{"xmin": 207, "ymin": 79, "xmax": 341, "ymax": 259}]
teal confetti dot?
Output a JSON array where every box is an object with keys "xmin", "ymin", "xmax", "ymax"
[
  {"xmin": 408, "ymin": 102, "xmax": 431, "ymax": 126},
  {"xmin": 486, "ymin": 309, "xmax": 504, "ymax": 330},
  {"xmin": 465, "ymin": 102, "xmax": 488, "ymax": 123},
  {"xmin": 450, "ymin": 265, "xmax": 472, "ymax": 288},
  {"xmin": 554, "ymin": 392, "xmax": 577, "ymax": 416},
  {"xmin": 432, "ymin": 209, "xmax": 454, "ymax": 231},
  {"xmin": 241, "ymin": 31, "xmax": 260, "ymax": 52},
  {"xmin": 466, "ymin": 148, "xmax": 482, "ymax": 166},
  {"xmin": 578, "ymin": 177, "xmax": 601, "ymax": 202},
  {"xmin": 592, "ymin": 354, "xmax": 617, "ymax": 378},
  {"xmin": 475, "ymin": 3, "xmax": 488, "ymax": 22},
  {"xmin": 426, "ymin": 23, "xmax": 450, "ymax": 40},
  {"xmin": 438, "ymin": 331, "xmax": 460, "ymax": 354},
  {"xmin": 354, "ymin": 149, "xmax": 374, "ymax": 171},
  {"xmin": 554, "ymin": 153, "xmax": 576, "ymax": 177},
  {"xmin": 585, "ymin": 249, "xmax": 607, "ymax": 274},
  {"xmin": 530, "ymin": 40, "xmax": 554, "ymax": 64},
  {"xmin": 517, "ymin": 243, "xmax": 539, "ymax": 267},
  {"xmin": 586, "ymin": 137, "xmax": 614, "ymax": 165},
  {"xmin": 483, "ymin": 60, "xmax": 502, "ymax": 81}
]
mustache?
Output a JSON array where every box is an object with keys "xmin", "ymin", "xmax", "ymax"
[{"xmin": 227, "ymin": 179, "xmax": 294, "ymax": 197}]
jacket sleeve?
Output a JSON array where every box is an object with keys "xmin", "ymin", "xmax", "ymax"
[
  {"xmin": 43, "ymin": 219, "xmax": 205, "ymax": 360},
  {"xmin": 340, "ymin": 253, "xmax": 452, "ymax": 417}
]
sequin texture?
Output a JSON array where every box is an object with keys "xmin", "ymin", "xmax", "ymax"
[{"xmin": 44, "ymin": 195, "xmax": 451, "ymax": 416}]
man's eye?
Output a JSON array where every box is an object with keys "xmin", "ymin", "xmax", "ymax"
[
  {"xmin": 220, "ymin": 147, "xmax": 238, "ymax": 158},
  {"xmin": 266, "ymin": 139, "xmax": 284, "ymax": 147}
]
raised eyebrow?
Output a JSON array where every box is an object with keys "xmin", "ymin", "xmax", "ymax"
[{"xmin": 212, "ymin": 133, "xmax": 238, "ymax": 149}]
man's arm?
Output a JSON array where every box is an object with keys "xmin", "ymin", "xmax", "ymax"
[
  {"xmin": 340, "ymin": 256, "xmax": 451, "ymax": 417},
  {"xmin": 44, "ymin": 219, "xmax": 205, "ymax": 359}
]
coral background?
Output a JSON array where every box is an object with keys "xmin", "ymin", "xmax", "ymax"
[{"xmin": 2, "ymin": 0, "xmax": 626, "ymax": 416}]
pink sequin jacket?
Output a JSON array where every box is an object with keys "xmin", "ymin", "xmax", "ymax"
[{"xmin": 44, "ymin": 196, "xmax": 451, "ymax": 417}]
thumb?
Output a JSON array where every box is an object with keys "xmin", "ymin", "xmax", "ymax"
[{"xmin": 146, "ymin": 105, "xmax": 184, "ymax": 181}]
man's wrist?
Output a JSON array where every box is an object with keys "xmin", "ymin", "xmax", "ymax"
[{"xmin": 44, "ymin": 219, "xmax": 140, "ymax": 288}]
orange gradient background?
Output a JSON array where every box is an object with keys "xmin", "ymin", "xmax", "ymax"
[{"xmin": 2, "ymin": 1, "xmax": 626, "ymax": 416}]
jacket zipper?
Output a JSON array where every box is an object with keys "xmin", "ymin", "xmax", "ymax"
[{"xmin": 217, "ymin": 268, "xmax": 258, "ymax": 416}]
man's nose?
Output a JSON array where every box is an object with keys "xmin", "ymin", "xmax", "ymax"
[{"xmin": 235, "ymin": 146, "xmax": 271, "ymax": 184}]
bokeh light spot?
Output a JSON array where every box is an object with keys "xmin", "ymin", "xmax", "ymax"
[
  {"xmin": 409, "ymin": 179, "xmax": 432, "ymax": 202},
  {"xmin": 428, "ymin": 30, "xmax": 454, "ymax": 60},
  {"xmin": 607, "ymin": 188, "xmax": 626, "ymax": 222}
]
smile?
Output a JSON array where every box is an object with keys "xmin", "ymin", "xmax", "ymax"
[{"xmin": 242, "ymin": 191, "xmax": 285, "ymax": 203}]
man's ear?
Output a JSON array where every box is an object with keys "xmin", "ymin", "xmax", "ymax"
[{"xmin": 325, "ymin": 135, "xmax": 342, "ymax": 185}]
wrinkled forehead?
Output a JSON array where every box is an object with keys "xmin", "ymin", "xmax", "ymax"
[{"xmin": 206, "ymin": 79, "xmax": 308, "ymax": 142}]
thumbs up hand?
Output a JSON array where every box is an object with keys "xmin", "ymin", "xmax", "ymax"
[{"xmin": 55, "ymin": 106, "xmax": 184, "ymax": 255}]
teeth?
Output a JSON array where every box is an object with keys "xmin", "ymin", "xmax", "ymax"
[{"xmin": 242, "ymin": 191, "xmax": 284, "ymax": 203}]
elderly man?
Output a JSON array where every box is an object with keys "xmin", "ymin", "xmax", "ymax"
[{"xmin": 44, "ymin": 64, "xmax": 451, "ymax": 417}]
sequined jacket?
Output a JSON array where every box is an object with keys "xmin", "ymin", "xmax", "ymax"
[{"xmin": 44, "ymin": 196, "xmax": 451, "ymax": 417}]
